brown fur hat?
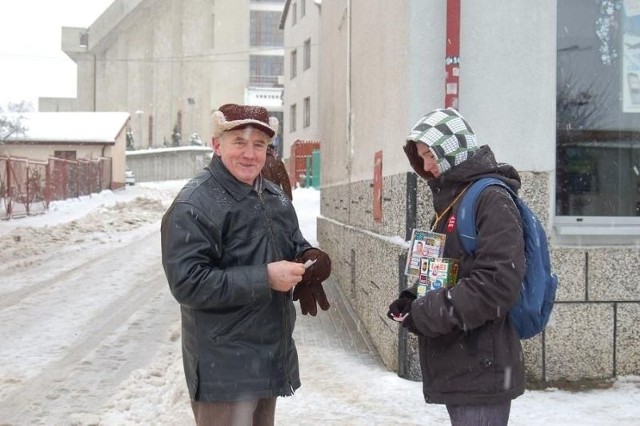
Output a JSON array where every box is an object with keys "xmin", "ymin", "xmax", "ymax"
[{"xmin": 212, "ymin": 104, "xmax": 279, "ymax": 139}]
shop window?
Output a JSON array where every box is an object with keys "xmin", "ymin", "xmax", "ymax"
[{"xmin": 556, "ymin": 0, "xmax": 640, "ymax": 240}]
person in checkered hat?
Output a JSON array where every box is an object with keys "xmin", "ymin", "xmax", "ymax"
[
  {"xmin": 161, "ymin": 103, "xmax": 331, "ymax": 425},
  {"xmin": 387, "ymin": 107, "xmax": 526, "ymax": 426}
]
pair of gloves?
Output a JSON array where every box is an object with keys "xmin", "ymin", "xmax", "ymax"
[
  {"xmin": 293, "ymin": 248, "xmax": 332, "ymax": 316},
  {"xmin": 386, "ymin": 293, "xmax": 419, "ymax": 334}
]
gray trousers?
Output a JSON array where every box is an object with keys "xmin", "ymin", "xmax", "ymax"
[
  {"xmin": 446, "ymin": 400, "xmax": 511, "ymax": 426},
  {"xmin": 190, "ymin": 397, "xmax": 277, "ymax": 426}
]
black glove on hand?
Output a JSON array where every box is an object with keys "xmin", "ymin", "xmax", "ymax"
[
  {"xmin": 386, "ymin": 295, "xmax": 416, "ymax": 320},
  {"xmin": 293, "ymin": 248, "xmax": 332, "ymax": 316}
]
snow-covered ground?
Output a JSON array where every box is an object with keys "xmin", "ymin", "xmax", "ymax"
[{"xmin": 0, "ymin": 181, "xmax": 639, "ymax": 425}]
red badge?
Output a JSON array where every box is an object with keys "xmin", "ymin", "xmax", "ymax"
[{"xmin": 447, "ymin": 215, "xmax": 456, "ymax": 232}]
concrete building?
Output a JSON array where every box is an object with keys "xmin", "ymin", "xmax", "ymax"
[
  {"xmin": 279, "ymin": 0, "xmax": 321, "ymax": 160},
  {"xmin": 316, "ymin": 0, "xmax": 640, "ymax": 384},
  {"xmin": 44, "ymin": 0, "xmax": 286, "ymax": 150}
]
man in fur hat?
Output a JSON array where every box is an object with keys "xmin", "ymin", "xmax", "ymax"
[{"xmin": 161, "ymin": 103, "xmax": 331, "ymax": 425}]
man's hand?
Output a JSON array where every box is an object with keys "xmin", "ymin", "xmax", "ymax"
[
  {"xmin": 293, "ymin": 248, "xmax": 332, "ymax": 316},
  {"xmin": 267, "ymin": 261, "xmax": 306, "ymax": 292}
]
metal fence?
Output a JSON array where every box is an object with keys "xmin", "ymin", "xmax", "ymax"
[
  {"xmin": 0, "ymin": 156, "xmax": 112, "ymax": 219},
  {"xmin": 290, "ymin": 140, "xmax": 321, "ymax": 188}
]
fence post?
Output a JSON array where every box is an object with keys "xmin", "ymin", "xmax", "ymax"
[{"xmin": 6, "ymin": 158, "xmax": 12, "ymax": 217}]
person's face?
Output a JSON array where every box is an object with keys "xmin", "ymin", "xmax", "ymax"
[
  {"xmin": 213, "ymin": 127, "xmax": 269, "ymax": 185},
  {"xmin": 416, "ymin": 143, "xmax": 440, "ymax": 178}
]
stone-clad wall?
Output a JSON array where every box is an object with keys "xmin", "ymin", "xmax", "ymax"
[{"xmin": 318, "ymin": 171, "xmax": 640, "ymax": 384}]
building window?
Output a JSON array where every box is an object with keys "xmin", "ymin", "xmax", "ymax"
[
  {"xmin": 250, "ymin": 11, "xmax": 283, "ymax": 47},
  {"xmin": 290, "ymin": 49, "xmax": 297, "ymax": 79},
  {"xmin": 250, "ymin": 55, "xmax": 284, "ymax": 87},
  {"xmin": 303, "ymin": 38, "xmax": 311, "ymax": 70},
  {"xmin": 303, "ymin": 97, "xmax": 310, "ymax": 128},
  {"xmin": 290, "ymin": 104, "xmax": 297, "ymax": 132},
  {"xmin": 79, "ymin": 32, "xmax": 88, "ymax": 47},
  {"xmin": 301, "ymin": 0, "xmax": 306, "ymax": 17},
  {"xmin": 211, "ymin": 14, "xmax": 215, "ymax": 48},
  {"xmin": 292, "ymin": 2, "xmax": 297, "ymax": 26},
  {"xmin": 556, "ymin": 0, "xmax": 640, "ymax": 237}
]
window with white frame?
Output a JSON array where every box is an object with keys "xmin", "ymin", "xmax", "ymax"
[
  {"xmin": 292, "ymin": 2, "xmax": 297, "ymax": 26},
  {"xmin": 290, "ymin": 49, "xmax": 297, "ymax": 79},
  {"xmin": 301, "ymin": 0, "xmax": 306, "ymax": 17},
  {"xmin": 303, "ymin": 97, "xmax": 310, "ymax": 128},
  {"xmin": 556, "ymin": 0, "xmax": 640, "ymax": 241},
  {"xmin": 290, "ymin": 104, "xmax": 297, "ymax": 132},
  {"xmin": 211, "ymin": 14, "xmax": 215, "ymax": 48},
  {"xmin": 303, "ymin": 38, "xmax": 311, "ymax": 70}
]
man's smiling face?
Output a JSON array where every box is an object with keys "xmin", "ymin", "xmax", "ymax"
[{"xmin": 213, "ymin": 127, "xmax": 269, "ymax": 185}]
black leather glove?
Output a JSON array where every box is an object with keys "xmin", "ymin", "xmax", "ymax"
[
  {"xmin": 293, "ymin": 248, "xmax": 332, "ymax": 316},
  {"xmin": 386, "ymin": 294, "xmax": 416, "ymax": 320}
]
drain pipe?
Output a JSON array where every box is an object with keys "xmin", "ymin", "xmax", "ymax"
[
  {"xmin": 445, "ymin": 0, "xmax": 461, "ymax": 109},
  {"xmin": 346, "ymin": 0, "xmax": 353, "ymax": 222}
]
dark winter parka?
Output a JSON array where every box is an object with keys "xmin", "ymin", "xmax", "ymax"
[
  {"xmin": 404, "ymin": 145, "xmax": 527, "ymax": 405},
  {"xmin": 161, "ymin": 155, "xmax": 311, "ymax": 402}
]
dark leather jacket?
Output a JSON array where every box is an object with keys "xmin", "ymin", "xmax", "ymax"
[
  {"xmin": 406, "ymin": 146, "xmax": 527, "ymax": 405},
  {"xmin": 161, "ymin": 155, "xmax": 311, "ymax": 401}
]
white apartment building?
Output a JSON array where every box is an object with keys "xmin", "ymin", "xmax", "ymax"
[{"xmin": 279, "ymin": 0, "xmax": 321, "ymax": 160}]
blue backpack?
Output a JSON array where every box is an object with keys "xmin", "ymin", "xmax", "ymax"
[{"xmin": 457, "ymin": 178, "xmax": 558, "ymax": 340}]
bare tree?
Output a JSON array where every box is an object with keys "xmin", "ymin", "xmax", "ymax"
[{"xmin": 0, "ymin": 101, "xmax": 32, "ymax": 142}]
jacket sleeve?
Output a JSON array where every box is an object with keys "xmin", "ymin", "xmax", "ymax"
[
  {"xmin": 161, "ymin": 201, "xmax": 272, "ymax": 310},
  {"xmin": 411, "ymin": 187, "xmax": 526, "ymax": 337}
]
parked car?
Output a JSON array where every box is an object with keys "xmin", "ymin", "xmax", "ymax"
[{"xmin": 125, "ymin": 169, "xmax": 136, "ymax": 186}]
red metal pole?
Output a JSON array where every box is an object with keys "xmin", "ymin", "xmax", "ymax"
[{"xmin": 445, "ymin": 0, "xmax": 461, "ymax": 109}]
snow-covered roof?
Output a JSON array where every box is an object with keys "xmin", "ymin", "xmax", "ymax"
[{"xmin": 4, "ymin": 112, "xmax": 130, "ymax": 144}]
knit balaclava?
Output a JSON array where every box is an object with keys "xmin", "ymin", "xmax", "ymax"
[{"xmin": 405, "ymin": 107, "xmax": 479, "ymax": 178}]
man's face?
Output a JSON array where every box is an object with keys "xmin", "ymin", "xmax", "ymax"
[
  {"xmin": 213, "ymin": 127, "xmax": 269, "ymax": 185},
  {"xmin": 416, "ymin": 143, "xmax": 440, "ymax": 178}
]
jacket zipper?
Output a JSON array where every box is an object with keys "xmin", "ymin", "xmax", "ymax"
[{"xmin": 258, "ymin": 188, "xmax": 294, "ymax": 394}]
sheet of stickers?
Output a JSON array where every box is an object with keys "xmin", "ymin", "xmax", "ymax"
[{"xmin": 405, "ymin": 229, "xmax": 459, "ymax": 297}]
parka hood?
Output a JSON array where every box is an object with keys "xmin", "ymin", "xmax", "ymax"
[{"xmin": 404, "ymin": 108, "xmax": 480, "ymax": 179}]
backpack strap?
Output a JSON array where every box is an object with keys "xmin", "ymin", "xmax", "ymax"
[{"xmin": 457, "ymin": 177, "xmax": 516, "ymax": 255}]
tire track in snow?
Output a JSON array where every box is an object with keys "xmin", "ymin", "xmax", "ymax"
[{"xmin": 0, "ymin": 228, "xmax": 180, "ymax": 424}]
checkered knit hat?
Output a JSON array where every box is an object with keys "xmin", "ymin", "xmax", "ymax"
[{"xmin": 406, "ymin": 108, "xmax": 479, "ymax": 176}]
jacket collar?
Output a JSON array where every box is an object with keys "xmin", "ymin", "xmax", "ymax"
[
  {"xmin": 207, "ymin": 155, "xmax": 278, "ymax": 201},
  {"xmin": 427, "ymin": 145, "xmax": 521, "ymax": 211}
]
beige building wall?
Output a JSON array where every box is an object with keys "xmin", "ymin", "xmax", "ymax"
[
  {"xmin": 317, "ymin": 0, "xmax": 640, "ymax": 385},
  {"xmin": 60, "ymin": 0, "xmax": 284, "ymax": 150}
]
